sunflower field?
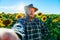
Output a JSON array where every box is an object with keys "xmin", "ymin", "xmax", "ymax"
[{"xmin": 0, "ymin": 12, "xmax": 60, "ymax": 40}]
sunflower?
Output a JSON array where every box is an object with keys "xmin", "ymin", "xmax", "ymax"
[
  {"xmin": 41, "ymin": 16, "xmax": 47, "ymax": 22},
  {"xmin": 1, "ymin": 19, "xmax": 13, "ymax": 26},
  {"xmin": 36, "ymin": 12, "xmax": 42, "ymax": 18},
  {"xmin": 52, "ymin": 19, "xmax": 58, "ymax": 23},
  {"xmin": 16, "ymin": 13, "xmax": 25, "ymax": 20}
]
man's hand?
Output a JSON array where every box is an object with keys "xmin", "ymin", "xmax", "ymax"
[{"xmin": 0, "ymin": 28, "xmax": 20, "ymax": 40}]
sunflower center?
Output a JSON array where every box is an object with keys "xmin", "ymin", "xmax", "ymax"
[
  {"xmin": 3, "ymin": 20, "xmax": 11, "ymax": 26},
  {"xmin": 38, "ymin": 13, "xmax": 41, "ymax": 16},
  {"xmin": 43, "ymin": 17, "xmax": 46, "ymax": 20},
  {"xmin": 18, "ymin": 16, "xmax": 21, "ymax": 18}
]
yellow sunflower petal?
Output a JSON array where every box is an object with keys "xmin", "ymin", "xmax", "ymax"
[
  {"xmin": 36, "ymin": 12, "xmax": 42, "ymax": 18},
  {"xmin": 1, "ymin": 19, "xmax": 13, "ymax": 26},
  {"xmin": 52, "ymin": 19, "xmax": 58, "ymax": 23},
  {"xmin": 16, "ymin": 13, "xmax": 25, "ymax": 20}
]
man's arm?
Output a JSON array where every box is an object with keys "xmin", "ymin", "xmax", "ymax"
[
  {"xmin": 11, "ymin": 18, "xmax": 25, "ymax": 40},
  {"xmin": 12, "ymin": 18, "xmax": 25, "ymax": 32}
]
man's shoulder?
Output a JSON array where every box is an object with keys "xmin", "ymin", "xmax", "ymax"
[
  {"xmin": 34, "ymin": 17, "xmax": 42, "ymax": 22},
  {"xmin": 17, "ymin": 17, "xmax": 26, "ymax": 24},
  {"xmin": 18, "ymin": 18, "xmax": 25, "ymax": 20},
  {"xmin": 18, "ymin": 17, "xmax": 26, "ymax": 21}
]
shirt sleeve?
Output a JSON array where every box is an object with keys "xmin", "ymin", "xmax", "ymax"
[
  {"xmin": 11, "ymin": 18, "xmax": 25, "ymax": 35},
  {"xmin": 11, "ymin": 18, "xmax": 25, "ymax": 40},
  {"xmin": 17, "ymin": 18, "xmax": 24, "ymax": 25}
]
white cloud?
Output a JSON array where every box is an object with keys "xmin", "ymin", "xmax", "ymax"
[{"xmin": 0, "ymin": 3, "xmax": 26, "ymax": 13}]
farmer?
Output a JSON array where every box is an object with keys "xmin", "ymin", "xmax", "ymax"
[{"xmin": 12, "ymin": 4, "xmax": 49, "ymax": 40}]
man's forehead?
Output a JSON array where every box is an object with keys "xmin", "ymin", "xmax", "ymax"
[
  {"xmin": 26, "ymin": 7, "xmax": 35, "ymax": 11},
  {"xmin": 29, "ymin": 7, "xmax": 35, "ymax": 10}
]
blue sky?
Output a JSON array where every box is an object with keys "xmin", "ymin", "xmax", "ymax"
[{"xmin": 0, "ymin": 0, "xmax": 60, "ymax": 14}]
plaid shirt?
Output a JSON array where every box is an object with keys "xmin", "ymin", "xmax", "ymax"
[{"xmin": 12, "ymin": 17, "xmax": 49, "ymax": 40}]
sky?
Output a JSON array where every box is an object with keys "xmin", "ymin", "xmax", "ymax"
[{"xmin": 0, "ymin": 0, "xmax": 60, "ymax": 14}]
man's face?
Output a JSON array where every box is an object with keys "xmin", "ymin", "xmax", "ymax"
[{"xmin": 27, "ymin": 7, "xmax": 35, "ymax": 18}]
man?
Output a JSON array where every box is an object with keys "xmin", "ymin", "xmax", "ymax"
[{"xmin": 12, "ymin": 4, "xmax": 49, "ymax": 40}]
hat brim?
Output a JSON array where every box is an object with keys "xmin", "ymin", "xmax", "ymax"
[
  {"xmin": 24, "ymin": 6, "xmax": 38, "ymax": 12},
  {"xmin": 29, "ymin": 6, "xmax": 38, "ymax": 12},
  {"xmin": 32, "ymin": 7, "xmax": 38, "ymax": 12}
]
